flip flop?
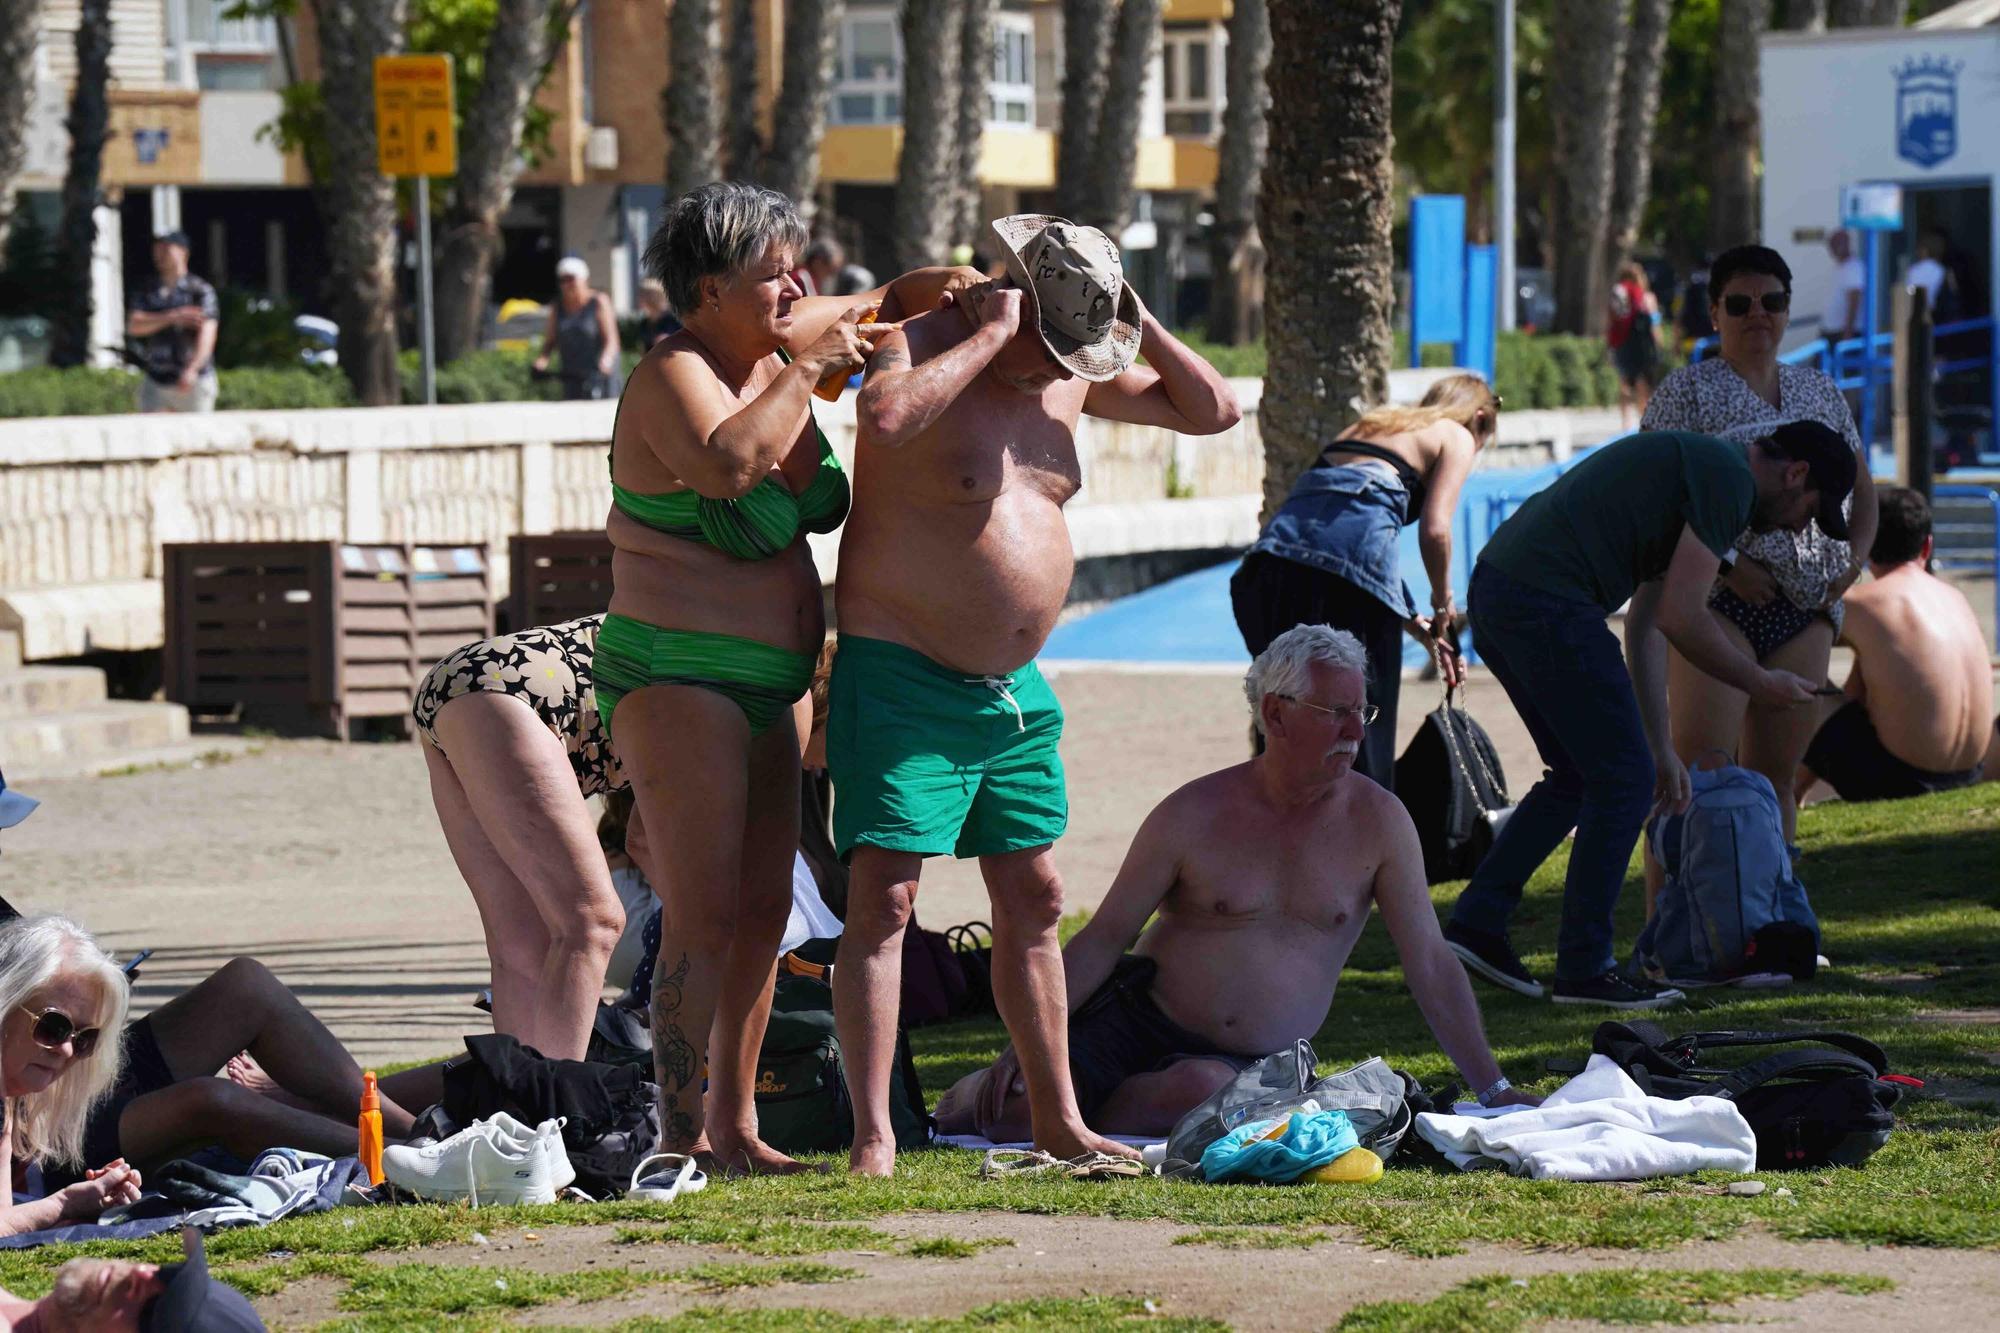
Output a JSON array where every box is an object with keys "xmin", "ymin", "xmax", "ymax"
[
  {"xmin": 628, "ymin": 1152, "xmax": 709, "ymax": 1202},
  {"xmin": 979, "ymin": 1149, "xmax": 1066, "ymax": 1178},
  {"xmin": 1062, "ymin": 1151, "xmax": 1146, "ymax": 1180}
]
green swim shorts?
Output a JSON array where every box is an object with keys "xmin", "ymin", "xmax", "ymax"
[
  {"xmin": 594, "ymin": 613, "xmax": 813, "ymax": 737},
  {"xmin": 827, "ymin": 634, "xmax": 1067, "ymax": 859}
]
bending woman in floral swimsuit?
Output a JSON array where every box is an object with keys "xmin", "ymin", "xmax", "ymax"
[{"xmin": 412, "ymin": 614, "xmax": 628, "ymax": 1060}]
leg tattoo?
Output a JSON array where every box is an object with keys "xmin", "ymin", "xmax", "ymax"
[{"xmin": 652, "ymin": 953, "xmax": 699, "ymax": 1142}]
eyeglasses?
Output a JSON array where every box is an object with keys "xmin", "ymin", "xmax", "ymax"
[
  {"xmin": 1276, "ymin": 695, "xmax": 1379, "ymax": 726},
  {"xmin": 20, "ymin": 1007, "xmax": 101, "ymax": 1058},
  {"xmin": 1721, "ymin": 292, "xmax": 1790, "ymax": 317}
]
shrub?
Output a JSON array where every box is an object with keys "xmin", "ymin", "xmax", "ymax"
[
  {"xmin": 216, "ymin": 366, "xmax": 355, "ymax": 410},
  {"xmin": 0, "ymin": 366, "xmax": 141, "ymax": 417},
  {"xmin": 402, "ymin": 348, "xmax": 559, "ymax": 405},
  {"xmin": 213, "ymin": 289, "xmax": 314, "ymax": 369}
]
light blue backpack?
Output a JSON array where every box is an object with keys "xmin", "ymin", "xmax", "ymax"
[{"xmin": 1637, "ymin": 765, "xmax": 1820, "ymax": 986}]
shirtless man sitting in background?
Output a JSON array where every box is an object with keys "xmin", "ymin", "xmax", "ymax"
[
  {"xmin": 1799, "ymin": 486, "xmax": 1993, "ymax": 802},
  {"xmin": 935, "ymin": 626, "xmax": 1533, "ymax": 1139},
  {"xmin": 830, "ymin": 214, "xmax": 1241, "ymax": 1174}
]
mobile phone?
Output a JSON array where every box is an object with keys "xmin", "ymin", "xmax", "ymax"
[{"xmin": 121, "ymin": 948, "xmax": 154, "ymax": 975}]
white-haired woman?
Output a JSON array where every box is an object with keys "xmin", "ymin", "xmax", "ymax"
[
  {"xmin": 602, "ymin": 181, "xmax": 975, "ymax": 1175},
  {"xmin": 534, "ymin": 255, "xmax": 621, "ymax": 400},
  {"xmin": 0, "ymin": 915, "xmax": 142, "ymax": 1237}
]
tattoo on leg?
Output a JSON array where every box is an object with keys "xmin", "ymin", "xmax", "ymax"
[{"xmin": 651, "ymin": 953, "xmax": 697, "ymax": 1091}]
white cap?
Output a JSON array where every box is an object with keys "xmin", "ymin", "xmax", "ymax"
[{"xmin": 556, "ymin": 256, "xmax": 589, "ymax": 281}]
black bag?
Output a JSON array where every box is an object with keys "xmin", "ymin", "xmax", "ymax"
[
  {"xmin": 1590, "ymin": 1020, "xmax": 1908, "ymax": 1170},
  {"xmin": 1395, "ymin": 689, "xmax": 1512, "ymax": 883},
  {"xmin": 899, "ymin": 918, "xmax": 997, "ymax": 1028},
  {"xmin": 756, "ymin": 967, "xmax": 933, "ymax": 1154}
]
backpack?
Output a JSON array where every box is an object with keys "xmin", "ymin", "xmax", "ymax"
[
  {"xmin": 1590, "ymin": 1020, "xmax": 1911, "ymax": 1170},
  {"xmin": 1395, "ymin": 689, "xmax": 1513, "ymax": 883},
  {"xmin": 754, "ymin": 960, "xmax": 934, "ymax": 1154},
  {"xmin": 900, "ymin": 918, "xmax": 996, "ymax": 1028},
  {"xmin": 1637, "ymin": 765, "xmax": 1819, "ymax": 985}
]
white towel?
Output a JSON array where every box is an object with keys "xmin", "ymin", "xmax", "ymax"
[{"xmin": 1414, "ymin": 1054, "xmax": 1756, "ymax": 1181}]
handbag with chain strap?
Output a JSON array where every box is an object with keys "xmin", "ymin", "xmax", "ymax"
[{"xmin": 1394, "ymin": 684, "xmax": 1514, "ymax": 884}]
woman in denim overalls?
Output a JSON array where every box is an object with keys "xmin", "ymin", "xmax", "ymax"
[{"xmin": 1231, "ymin": 375, "xmax": 1499, "ymax": 790}]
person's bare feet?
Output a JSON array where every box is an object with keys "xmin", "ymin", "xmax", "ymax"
[
  {"xmin": 931, "ymin": 1071, "xmax": 986, "ymax": 1136},
  {"xmin": 224, "ymin": 1053, "xmax": 318, "ymax": 1113},
  {"xmin": 1037, "ymin": 1124, "xmax": 1140, "ymax": 1162},
  {"xmin": 705, "ymin": 1128, "xmax": 822, "ymax": 1177},
  {"xmin": 848, "ymin": 1134, "xmax": 897, "ymax": 1177}
]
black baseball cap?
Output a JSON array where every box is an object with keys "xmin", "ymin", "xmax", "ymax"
[
  {"xmin": 1760, "ymin": 420, "xmax": 1857, "ymax": 541},
  {"xmin": 140, "ymin": 1230, "xmax": 266, "ymax": 1332},
  {"xmin": 154, "ymin": 230, "xmax": 190, "ymax": 249}
]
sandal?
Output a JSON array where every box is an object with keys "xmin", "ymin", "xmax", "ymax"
[
  {"xmin": 979, "ymin": 1149, "xmax": 1066, "ymax": 1178},
  {"xmin": 1063, "ymin": 1151, "xmax": 1146, "ymax": 1180},
  {"xmin": 628, "ymin": 1152, "xmax": 709, "ymax": 1202}
]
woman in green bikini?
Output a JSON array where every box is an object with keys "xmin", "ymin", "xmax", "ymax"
[{"xmin": 603, "ymin": 182, "xmax": 970, "ymax": 1175}]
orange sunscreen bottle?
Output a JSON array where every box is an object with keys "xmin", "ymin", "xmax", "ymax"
[
  {"xmin": 358, "ymin": 1071, "xmax": 385, "ymax": 1186},
  {"xmin": 814, "ymin": 305, "xmax": 878, "ymax": 400}
]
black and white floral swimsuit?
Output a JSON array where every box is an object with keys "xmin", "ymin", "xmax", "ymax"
[
  {"xmin": 1641, "ymin": 357, "xmax": 1864, "ymax": 645},
  {"xmin": 411, "ymin": 615, "xmax": 624, "ymax": 797}
]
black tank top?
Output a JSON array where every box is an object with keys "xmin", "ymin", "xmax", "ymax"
[{"xmin": 1316, "ymin": 438, "xmax": 1428, "ymax": 518}]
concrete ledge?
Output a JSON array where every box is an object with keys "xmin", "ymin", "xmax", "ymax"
[
  {"xmin": 1066, "ymin": 496, "xmax": 1261, "ymax": 560},
  {"xmin": 0, "ymin": 580, "xmax": 163, "ymax": 660}
]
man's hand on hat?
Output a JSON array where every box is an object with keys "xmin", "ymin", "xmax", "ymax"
[
  {"xmin": 966, "ymin": 282, "xmax": 1023, "ymax": 339},
  {"xmin": 935, "ymin": 267, "xmax": 988, "ymax": 310}
]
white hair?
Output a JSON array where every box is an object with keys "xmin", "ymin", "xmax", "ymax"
[
  {"xmin": 1245, "ymin": 624, "xmax": 1369, "ymax": 736},
  {"xmin": 0, "ymin": 916, "xmax": 130, "ymax": 1169}
]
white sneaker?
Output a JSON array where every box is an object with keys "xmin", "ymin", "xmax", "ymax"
[{"xmin": 382, "ymin": 1113, "xmax": 575, "ymax": 1206}]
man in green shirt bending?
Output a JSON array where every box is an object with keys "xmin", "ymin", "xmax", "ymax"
[{"xmin": 1444, "ymin": 424, "xmax": 1855, "ymax": 1009}]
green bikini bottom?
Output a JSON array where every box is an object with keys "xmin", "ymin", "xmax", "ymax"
[{"xmin": 593, "ymin": 614, "xmax": 814, "ymax": 737}]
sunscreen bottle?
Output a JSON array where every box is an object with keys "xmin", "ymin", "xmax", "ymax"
[
  {"xmin": 358, "ymin": 1071, "xmax": 385, "ymax": 1186},
  {"xmin": 814, "ymin": 306, "xmax": 878, "ymax": 400}
]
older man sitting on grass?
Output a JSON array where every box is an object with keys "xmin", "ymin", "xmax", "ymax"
[{"xmin": 936, "ymin": 625, "xmax": 1536, "ymax": 1140}]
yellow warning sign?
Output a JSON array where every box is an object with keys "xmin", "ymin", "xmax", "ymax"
[{"xmin": 374, "ymin": 54, "xmax": 456, "ymax": 177}]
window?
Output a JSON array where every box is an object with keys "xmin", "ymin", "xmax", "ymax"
[
  {"xmin": 1162, "ymin": 25, "xmax": 1225, "ymax": 138},
  {"xmin": 989, "ymin": 13, "xmax": 1034, "ymax": 126},
  {"xmin": 833, "ymin": 8, "xmax": 902, "ymax": 125},
  {"xmin": 169, "ymin": 0, "xmax": 279, "ymax": 91}
]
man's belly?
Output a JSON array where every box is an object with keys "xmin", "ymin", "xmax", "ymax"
[
  {"xmin": 1136, "ymin": 925, "xmax": 1349, "ymax": 1057},
  {"xmin": 836, "ymin": 488, "xmax": 1074, "ymax": 674}
]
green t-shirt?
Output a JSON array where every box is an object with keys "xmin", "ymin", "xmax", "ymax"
[{"xmin": 1478, "ymin": 431, "xmax": 1755, "ymax": 612}]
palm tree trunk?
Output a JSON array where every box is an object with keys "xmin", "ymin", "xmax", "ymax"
[
  {"xmin": 1548, "ymin": 0, "xmax": 1627, "ymax": 336},
  {"xmin": 1056, "ymin": 0, "xmax": 1114, "ymax": 220},
  {"xmin": 1829, "ymin": 0, "xmax": 1901, "ymax": 25},
  {"xmin": 890, "ymin": 0, "xmax": 964, "ymax": 274},
  {"xmin": 49, "ymin": 0, "xmax": 111, "ymax": 369},
  {"xmin": 665, "ymin": 0, "xmax": 721, "ymax": 197},
  {"xmin": 1707, "ymin": 0, "xmax": 1769, "ymax": 256},
  {"xmin": 434, "ymin": 0, "xmax": 569, "ymax": 365},
  {"xmin": 723, "ymin": 0, "xmax": 762, "ymax": 180},
  {"xmin": 1260, "ymin": 0, "xmax": 1400, "ymax": 521},
  {"xmin": 760, "ymin": 0, "xmax": 844, "ymax": 226},
  {"xmin": 1605, "ymin": 0, "xmax": 1670, "ymax": 276},
  {"xmin": 315, "ymin": 0, "xmax": 408, "ymax": 405},
  {"xmin": 1208, "ymin": 0, "xmax": 1270, "ymax": 346},
  {"xmin": 0, "ymin": 0, "xmax": 43, "ymax": 253},
  {"xmin": 953, "ymin": 0, "xmax": 996, "ymax": 251},
  {"xmin": 1082, "ymin": 0, "xmax": 1162, "ymax": 234},
  {"xmin": 1781, "ymin": 0, "xmax": 1827, "ymax": 29}
]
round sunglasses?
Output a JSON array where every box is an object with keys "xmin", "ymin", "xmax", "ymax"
[
  {"xmin": 1721, "ymin": 292, "xmax": 1790, "ymax": 317},
  {"xmin": 19, "ymin": 1007, "xmax": 102, "ymax": 1057}
]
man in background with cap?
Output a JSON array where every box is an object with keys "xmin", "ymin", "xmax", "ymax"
[
  {"xmin": 1442, "ymin": 424, "xmax": 1854, "ymax": 1012},
  {"xmin": 828, "ymin": 213, "xmax": 1241, "ymax": 1175},
  {"xmin": 0, "ymin": 1227, "xmax": 266, "ymax": 1330},
  {"xmin": 127, "ymin": 232, "xmax": 220, "ymax": 414}
]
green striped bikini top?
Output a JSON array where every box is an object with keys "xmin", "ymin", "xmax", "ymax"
[{"xmin": 609, "ymin": 352, "xmax": 851, "ymax": 561}]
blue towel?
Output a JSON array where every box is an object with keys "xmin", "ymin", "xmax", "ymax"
[{"xmin": 1200, "ymin": 1108, "xmax": 1358, "ymax": 1183}]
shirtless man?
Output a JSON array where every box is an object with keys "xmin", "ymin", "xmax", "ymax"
[
  {"xmin": 1799, "ymin": 487, "xmax": 1992, "ymax": 801},
  {"xmin": 831, "ymin": 214, "xmax": 1241, "ymax": 1174},
  {"xmin": 935, "ymin": 625, "xmax": 1532, "ymax": 1139}
]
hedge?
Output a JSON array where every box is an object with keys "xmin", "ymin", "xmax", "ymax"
[{"xmin": 0, "ymin": 365, "xmax": 357, "ymax": 417}]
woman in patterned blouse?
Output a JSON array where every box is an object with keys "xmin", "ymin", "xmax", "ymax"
[{"xmin": 1640, "ymin": 244, "xmax": 1878, "ymax": 901}]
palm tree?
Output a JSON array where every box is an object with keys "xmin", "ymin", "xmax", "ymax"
[
  {"xmin": 953, "ymin": 0, "xmax": 996, "ymax": 250},
  {"xmin": 316, "ymin": 0, "xmax": 408, "ymax": 405},
  {"xmin": 1547, "ymin": 0, "xmax": 1627, "ymax": 336},
  {"xmin": 1782, "ymin": 0, "xmax": 1827, "ymax": 28},
  {"xmin": 433, "ymin": 0, "xmax": 574, "ymax": 365},
  {"xmin": 665, "ymin": 0, "xmax": 721, "ymax": 197},
  {"xmin": 723, "ymin": 0, "xmax": 762, "ymax": 179},
  {"xmin": 0, "ymin": 0, "xmax": 42, "ymax": 253},
  {"xmin": 1260, "ymin": 0, "xmax": 1400, "ymax": 521},
  {"xmin": 1081, "ymin": 0, "xmax": 1162, "ymax": 233},
  {"xmin": 1209, "ymin": 0, "xmax": 1270, "ymax": 346},
  {"xmin": 1056, "ymin": 0, "xmax": 1114, "ymax": 220},
  {"xmin": 49, "ymin": 0, "xmax": 110, "ymax": 369},
  {"xmin": 1605, "ymin": 0, "xmax": 1670, "ymax": 276},
  {"xmin": 890, "ymin": 0, "xmax": 965, "ymax": 273},
  {"xmin": 1707, "ymin": 0, "xmax": 1769, "ymax": 254},
  {"xmin": 760, "ymin": 0, "xmax": 845, "ymax": 226}
]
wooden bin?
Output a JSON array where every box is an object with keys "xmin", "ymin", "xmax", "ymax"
[
  {"xmin": 164, "ymin": 541, "xmax": 492, "ymax": 739},
  {"xmin": 507, "ymin": 530, "xmax": 615, "ymax": 632}
]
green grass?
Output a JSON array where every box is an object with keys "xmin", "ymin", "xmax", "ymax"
[
  {"xmin": 1337, "ymin": 1268, "xmax": 1895, "ymax": 1332},
  {"xmin": 1172, "ymin": 1225, "xmax": 1333, "ymax": 1250},
  {"xmin": 613, "ymin": 1218, "xmax": 897, "ymax": 1256},
  {"xmin": 901, "ymin": 1236, "xmax": 1012, "ymax": 1259}
]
